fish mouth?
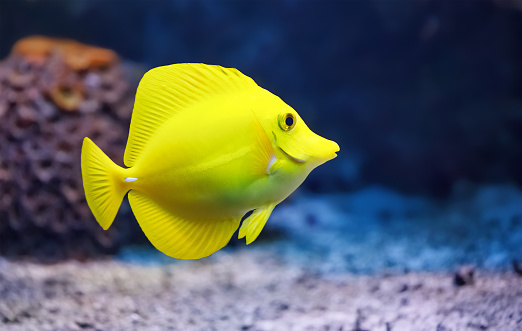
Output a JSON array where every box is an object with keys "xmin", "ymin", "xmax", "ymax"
[{"xmin": 323, "ymin": 147, "xmax": 339, "ymax": 161}]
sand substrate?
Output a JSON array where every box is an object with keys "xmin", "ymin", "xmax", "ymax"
[{"xmin": 1, "ymin": 249, "xmax": 521, "ymax": 331}]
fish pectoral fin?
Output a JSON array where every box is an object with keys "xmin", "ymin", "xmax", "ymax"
[
  {"xmin": 238, "ymin": 203, "xmax": 276, "ymax": 245},
  {"xmin": 248, "ymin": 110, "xmax": 276, "ymax": 177},
  {"xmin": 128, "ymin": 191, "xmax": 241, "ymax": 259}
]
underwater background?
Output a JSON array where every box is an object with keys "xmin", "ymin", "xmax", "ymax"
[{"xmin": 0, "ymin": 0, "xmax": 521, "ymax": 330}]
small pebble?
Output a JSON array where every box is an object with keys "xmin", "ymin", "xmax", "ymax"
[
  {"xmin": 512, "ymin": 260, "xmax": 522, "ymax": 277},
  {"xmin": 454, "ymin": 265, "xmax": 475, "ymax": 286},
  {"xmin": 76, "ymin": 321, "xmax": 94, "ymax": 329}
]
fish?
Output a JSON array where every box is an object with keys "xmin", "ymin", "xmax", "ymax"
[{"xmin": 81, "ymin": 63, "xmax": 339, "ymax": 259}]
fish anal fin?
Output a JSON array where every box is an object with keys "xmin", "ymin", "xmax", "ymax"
[
  {"xmin": 128, "ymin": 191, "xmax": 241, "ymax": 259},
  {"xmin": 124, "ymin": 63, "xmax": 259, "ymax": 167},
  {"xmin": 238, "ymin": 203, "xmax": 276, "ymax": 244}
]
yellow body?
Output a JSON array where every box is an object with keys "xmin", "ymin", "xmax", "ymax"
[{"xmin": 81, "ymin": 63, "xmax": 339, "ymax": 259}]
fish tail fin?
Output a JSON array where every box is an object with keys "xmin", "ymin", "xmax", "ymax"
[{"xmin": 81, "ymin": 137, "xmax": 129, "ymax": 230}]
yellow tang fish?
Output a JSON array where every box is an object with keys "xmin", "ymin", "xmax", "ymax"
[{"xmin": 81, "ymin": 63, "xmax": 339, "ymax": 259}]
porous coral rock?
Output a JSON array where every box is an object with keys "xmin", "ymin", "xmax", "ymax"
[
  {"xmin": 12, "ymin": 35, "xmax": 118, "ymax": 70},
  {"xmin": 0, "ymin": 36, "xmax": 139, "ymax": 261}
]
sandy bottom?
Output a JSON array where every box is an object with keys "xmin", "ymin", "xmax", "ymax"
[
  {"xmin": 1, "ymin": 249, "xmax": 521, "ymax": 331},
  {"xmin": 2, "ymin": 185, "xmax": 521, "ymax": 330}
]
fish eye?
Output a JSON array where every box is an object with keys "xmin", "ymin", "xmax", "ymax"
[{"xmin": 278, "ymin": 112, "xmax": 297, "ymax": 131}]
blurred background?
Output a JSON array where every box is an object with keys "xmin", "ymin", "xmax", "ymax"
[{"xmin": 0, "ymin": 0, "xmax": 521, "ymax": 271}]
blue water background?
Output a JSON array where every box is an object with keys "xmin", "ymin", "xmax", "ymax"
[
  {"xmin": 2, "ymin": 0, "xmax": 520, "ymax": 196},
  {"xmin": 1, "ymin": 0, "xmax": 520, "ymax": 272}
]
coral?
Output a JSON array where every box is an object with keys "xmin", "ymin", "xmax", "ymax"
[
  {"xmin": 0, "ymin": 36, "xmax": 139, "ymax": 261},
  {"xmin": 12, "ymin": 35, "xmax": 118, "ymax": 70},
  {"xmin": 5, "ymin": 36, "xmax": 126, "ymax": 113}
]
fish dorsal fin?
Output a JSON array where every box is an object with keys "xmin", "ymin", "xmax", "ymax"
[{"xmin": 124, "ymin": 63, "xmax": 259, "ymax": 167}]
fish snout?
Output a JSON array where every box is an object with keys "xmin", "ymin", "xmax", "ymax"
[
  {"xmin": 307, "ymin": 134, "xmax": 339, "ymax": 162},
  {"xmin": 274, "ymin": 128, "xmax": 339, "ymax": 164}
]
